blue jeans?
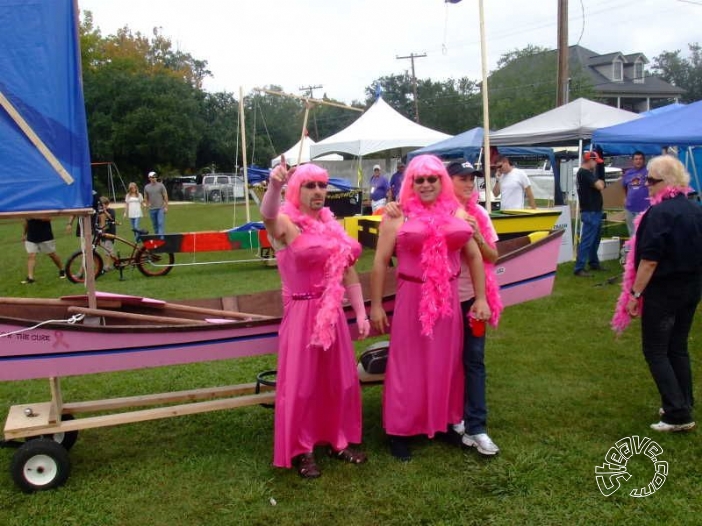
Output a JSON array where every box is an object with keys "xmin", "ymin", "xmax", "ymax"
[
  {"xmin": 149, "ymin": 208, "xmax": 165, "ymax": 237},
  {"xmin": 461, "ymin": 299, "xmax": 487, "ymax": 435},
  {"xmin": 575, "ymin": 211, "xmax": 602, "ymax": 273},
  {"xmin": 129, "ymin": 217, "xmax": 141, "ymax": 240}
]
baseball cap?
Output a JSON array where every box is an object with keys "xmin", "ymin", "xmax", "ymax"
[
  {"xmin": 583, "ymin": 151, "xmax": 604, "ymax": 164},
  {"xmin": 447, "ymin": 161, "xmax": 483, "ymax": 178},
  {"xmin": 148, "ymin": 171, "xmax": 157, "ymax": 177},
  {"xmin": 373, "ymin": 164, "xmax": 381, "ymax": 171}
]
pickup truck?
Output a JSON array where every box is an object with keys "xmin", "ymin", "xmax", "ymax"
[{"xmin": 521, "ymin": 160, "xmax": 622, "ymax": 201}]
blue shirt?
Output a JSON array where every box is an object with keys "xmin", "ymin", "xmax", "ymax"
[
  {"xmin": 389, "ymin": 170, "xmax": 404, "ymax": 200},
  {"xmin": 621, "ymin": 167, "xmax": 649, "ymax": 213},
  {"xmin": 370, "ymin": 174, "xmax": 389, "ymax": 201}
]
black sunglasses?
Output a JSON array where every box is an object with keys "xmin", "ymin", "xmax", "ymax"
[
  {"xmin": 414, "ymin": 176, "xmax": 439, "ymax": 185},
  {"xmin": 302, "ymin": 181, "xmax": 328, "ymax": 190},
  {"xmin": 645, "ymin": 177, "xmax": 664, "ymax": 186}
]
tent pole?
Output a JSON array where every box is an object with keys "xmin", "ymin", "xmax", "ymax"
[
  {"xmin": 297, "ymin": 102, "xmax": 312, "ymax": 167},
  {"xmin": 478, "ymin": 0, "xmax": 492, "ymax": 213},
  {"xmin": 239, "ymin": 86, "xmax": 251, "ymax": 224},
  {"xmin": 573, "ymin": 140, "xmax": 583, "ymax": 260}
]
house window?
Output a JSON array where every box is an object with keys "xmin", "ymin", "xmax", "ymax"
[
  {"xmin": 613, "ymin": 59, "xmax": 623, "ymax": 82},
  {"xmin": 634, "ymin": 60, "xmax": 644, "ymax": 83}
]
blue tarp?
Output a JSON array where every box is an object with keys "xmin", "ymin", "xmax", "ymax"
[
  {"xmin": 407, "ymin": 127, "xmax": 556, "ymax": 166},
  {"xmin": 593, "ymin": 100, "xmax": 702, "ymax": 148},
  {"xmin": 0, "ymin": 0, "xmax": 92, "ymax": 213}
]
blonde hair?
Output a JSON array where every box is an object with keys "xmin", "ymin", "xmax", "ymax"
[{"xmin": 647, "ymin": 155, "xmax": 690, "ymax": 188}]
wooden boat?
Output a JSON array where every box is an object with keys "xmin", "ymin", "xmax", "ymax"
[
  {"xmin": 348, "ymin": 208, "xmax": 562, "ymax": 249},
  {"xmin": 489, "ymin": 208, "xmax": 562, "ymax": 240},
  {"xmin": 0, "ymin": 230, "xmax": 562, "ymax": 492}
]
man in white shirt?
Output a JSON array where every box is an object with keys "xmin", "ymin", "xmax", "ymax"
[{"xmin": 492, "ymin": 156, "xmax": 536, "ymax": 209}]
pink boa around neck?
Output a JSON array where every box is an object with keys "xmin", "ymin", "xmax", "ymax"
[
  {"xmin": 400, "ymin": 191, "xmax": 463, "ymax": 338},
  {"xmin": 466, "ymin": 191, "xmax": 503, "ymax": 327},
  {"xmin": 611, "ymin": 186, "xmax": 693, "ymax": 334},
  {"xmin": 280, "ymin": 202, "xmax": 359, "ymax": 352}
]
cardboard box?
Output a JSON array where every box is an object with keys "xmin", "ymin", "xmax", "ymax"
[{"xmin": 597, "ymin": 237, "xmax": 621, "ymax": 261}]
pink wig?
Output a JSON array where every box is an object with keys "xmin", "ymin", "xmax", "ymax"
[
  {"xmin": 398, "ymin": 154, "xmax": 457, "ymax": 207},
  {"xmin": 283, "ymin": 163, "xmax": 329, "ymax": 209}
]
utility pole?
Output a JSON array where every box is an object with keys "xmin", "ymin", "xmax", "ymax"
[
  {"xmin": 299, "ymin": 85, "xmax": 323, "ymax": 140},
  {"xmin": 396, "ymin": 52, "xmax": 426, "ymax": 123},
  {"xmin": 556, "ymin": 0, "xmax": 569, "ymax": 106}
]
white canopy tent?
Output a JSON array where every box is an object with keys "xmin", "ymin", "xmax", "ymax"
[
  {"xmin": 310, "ymin": 97, "xmax": 451, "ymax": 158},
  {"xmin": 270, "ymin": 136, "xmax": 343, "ymax": 167},
  {"xmin": 490, "ymin": 98, "xmax": 640, "ymax": 146}
]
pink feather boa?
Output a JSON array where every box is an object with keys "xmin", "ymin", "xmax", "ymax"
[
  {"xmin": 281, "ymin": 202, "xmax": 359, "ymax": 350},
  {"xmin": 466, "ymin": 192, "xmax": 504, "ymax": 327},
  {"xmin": 611, "ymin": 186, "xmax": 693, "ymax": 334},
  {"xmin": 400, "ymin": 193, "xmax": 463, "ymax": 338}
]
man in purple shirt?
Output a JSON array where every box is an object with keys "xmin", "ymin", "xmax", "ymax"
[
  {"xmin": 389, "ymin": 161, "xmax": 405, "ymax": 202},
  {"xmin": 621, "ymin": 151, "xmax": 649, "ymax": 236},
  {"xmin": 369, "ymin": 164, "xmax": 390, "ymax": 212}
]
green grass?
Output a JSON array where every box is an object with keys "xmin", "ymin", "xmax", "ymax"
[{"xmin": 1, "ymin": 203, "xmax": 700, "ymax": 525}]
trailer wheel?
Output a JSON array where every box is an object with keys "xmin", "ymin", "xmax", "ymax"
[
  {"xmin": 28, "ymin": 414, "xmax": 78, "ymax": 451},
  {"xmin": 11, "ymin": 438, "xmax": 71, "ymax": 493}
]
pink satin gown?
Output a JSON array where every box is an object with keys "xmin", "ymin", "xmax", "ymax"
[{"xmin": 273, "ymin": 230, "xmax": 363, "ymax": 468}]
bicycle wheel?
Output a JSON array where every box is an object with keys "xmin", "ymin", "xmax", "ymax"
[
  {"xmin": 64, "ymin": 250, "xmax": 104, "ymax": 284},
  {"xmin": 135, "ymin": 248, "xmax": 175, "ymax": 277}
]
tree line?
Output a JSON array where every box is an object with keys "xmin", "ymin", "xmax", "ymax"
[{"xmin": 79, "ymin": 13, "xmax": 700, "ymax": 181}]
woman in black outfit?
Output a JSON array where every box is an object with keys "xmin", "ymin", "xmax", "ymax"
[{"xmin": 624, "ymin": 155, "xmax": 702, "ymax": 432}]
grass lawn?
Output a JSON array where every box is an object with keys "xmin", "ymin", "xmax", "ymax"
[{"xmin": 0, "ymin": 203, "xmax": 700, "ymax": 525}]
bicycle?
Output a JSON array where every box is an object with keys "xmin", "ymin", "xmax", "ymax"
[{"xmin": 64, "ymin": 228, "xmax": 175, "ymax": 283}]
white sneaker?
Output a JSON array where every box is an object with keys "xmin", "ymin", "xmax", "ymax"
[
  {"xmin": 650, "ymin": 421, "xmax": 696, "ymax": 432},
  {"xmin": 462, "ymin": 433, "xmax": 500, "ymax": 456},
  {"xmin": 452, "ymin": 421, "xmax": 465, "ymax": 435}
]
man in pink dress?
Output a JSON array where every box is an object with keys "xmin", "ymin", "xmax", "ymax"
[
  {"xmin": 260, "ymin": 162, "xmax": 370, "ymax": 478},
  {"xmin": 369, "ymin": 154, "xmax": 490, "ymax": 461}
]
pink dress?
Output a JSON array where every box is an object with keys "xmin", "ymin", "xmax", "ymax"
[
  {"xmin": 273, "ymin": 230, "xmax": 363, "ymax": 468},
  {"xmin": 383, "ymin": 216, "xmax": 472, "ymax": 437}
]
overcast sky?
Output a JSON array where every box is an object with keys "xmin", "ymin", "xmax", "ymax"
[{"xmin": 79, "ymin": 0, "xmax": 700, "ymax": 104}]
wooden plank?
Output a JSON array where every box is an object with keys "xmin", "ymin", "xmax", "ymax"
[
  {"xmin": 62, "ymin": 382, "xmax": 272, "ymax": 413},
  {"xmin": 0, "ymin": 89, "xmax": 74, "ymax": 184},
  {"xmin": 67, "ymin": 306, "xmax": 208, "ymax": 326},
  {"xmin": 4, "ymin": 392, "xmax": 276, "ymax": 439},
  {"xmin": 49, "ymin": 377, "xmax": 62, "ymax": 423},
  {"xmin": 4, "ymin": 402, "xmax": 53, "ymax": 435}
]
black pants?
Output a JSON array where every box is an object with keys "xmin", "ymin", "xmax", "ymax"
[{"xmin": 641, "ymin": 277, "xmax": 701, "ymax": 424}]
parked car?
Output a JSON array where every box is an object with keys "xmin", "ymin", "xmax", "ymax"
[
  {"xmin": 192, "ymin": 174, "xmax": 245, "ymax": 202},
  {"xmin": 164, "ymin": 176, "xmax": 197, "ymax": 201}
]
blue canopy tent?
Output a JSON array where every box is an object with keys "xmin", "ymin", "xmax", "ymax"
[
  {"xmin": 592, "ymin": 100, "xmax": 702, "ymax": 191},
  {"xmin": 408, "ymin": 127, "xmax": 560, "ymax": 203},
  {"xmin": 0, "ymin": 0, "xmax": 92, "ymax": 215}
]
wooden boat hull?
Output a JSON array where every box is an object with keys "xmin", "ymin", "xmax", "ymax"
[
  {"xmin": 0, "ymin": 230, "xmax": 562, "ymax": 382},
  {"xmin": 495, "ymin": 229, "xmax": 565, "ymax": 307},
  {"xmin": 489, "ymin": 209, "xmax": 561, "ymax": 240}
]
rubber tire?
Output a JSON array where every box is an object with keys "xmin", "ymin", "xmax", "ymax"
[
  {"xmin": 135, "ymin": 249, "xmax": 175, "ymax": 277},
  {"xmin": 65, "ymin": 250, "xmax": 104, "ymax": 284},
  {"xmin": 11, "ymin": 438, "xmax": 71, "ymax": 493},
  {"xmin": 208, "ymin": 190, "xmax": 222, "ymax": 202},
  {"xmin": 28, "ymin": 414, "xmax": 78, "ymax": 451}
]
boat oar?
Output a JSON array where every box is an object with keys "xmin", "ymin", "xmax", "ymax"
[
  {"xmin": 67, "ymin": 306, "xmax": 209, "ymax": 326},
  {"xmin": 147, "ymin": 301, "xmax": 272, "ymax": 320}
]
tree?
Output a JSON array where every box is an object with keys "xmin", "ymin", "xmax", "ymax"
[
  {"xmin": 487, "ymin": 45, "xmax": 594, "ymax": 128},
  {"xmin": 652, "ymin": 43, "xmax": 702, "ymax": 103}
]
